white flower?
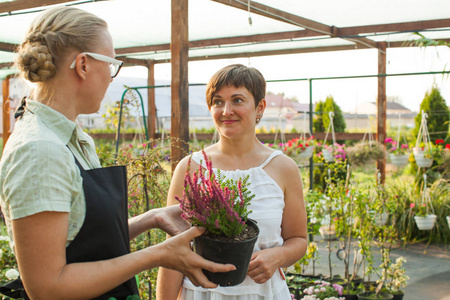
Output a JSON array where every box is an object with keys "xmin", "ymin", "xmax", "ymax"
[
  {"xmin": 320, "ymin": 287, "xmax": 327, "ymax": 292},
  {"xmin": 5, "ymin": 268, "xmax": 19, "ymax": 280},
  {"xmin": 0, "ymin": 236, "xmax": 10, "ymax": 242},
  {"xmin": 0, "ymin": 249, "xmax": 3, "ymax": 259}
]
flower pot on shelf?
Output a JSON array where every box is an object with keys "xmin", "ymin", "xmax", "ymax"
[
  {"xmin": 389, "ymin": 153, "xmax": 409, "ymax": 168},
  {"xmin": 357, "ymin": 291, "xmax": 394, "ymax": 300},
  {"xmin": 193, "ymin": 218, "xmax": 259, "ymax": 286},
  {"xmin": 413, "ymin": 147, "xmax": 433, "ymax": 168},
  {"xmin": 322, "ymin": 149, "xmax": 334, "ymax": 162},
  {"xmin": 414, "ymin": 214, "xmax": 436, "ymax": 230},
  {"xmin": 319, "ymin": 225, "xmax": 336, "ymax": 241}
]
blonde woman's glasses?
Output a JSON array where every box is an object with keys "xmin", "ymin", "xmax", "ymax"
[{"xmin": 70, "ymin": 52, "xmax": 123, "ymax": 78}]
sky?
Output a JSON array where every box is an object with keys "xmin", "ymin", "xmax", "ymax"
[{"xmin": 119, "ymin": 45, "xmax": 450, "ymax": 114}]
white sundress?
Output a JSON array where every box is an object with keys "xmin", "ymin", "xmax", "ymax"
[{"xmin": 180, "ymin": 150, "xmax": 292, "ymax": 300}]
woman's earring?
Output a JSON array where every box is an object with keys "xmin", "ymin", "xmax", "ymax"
[{"xmin": 256, "ymin": 113, "xmax": 262, "ymax": 123}]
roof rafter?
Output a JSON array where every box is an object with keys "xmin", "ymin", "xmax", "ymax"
[
  {"xmin": 212, "ymin": 0, "xmax": 378, "ymax": 49},
  {"xmin": 0, "ymin": 0, "xmax": 77, "ymax": 14}
]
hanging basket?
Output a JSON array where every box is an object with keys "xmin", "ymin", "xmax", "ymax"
[
  {"xmin": 413, "ymin": 147, "xmax": 433, "ymax": 168},
  {"xmin": 298, "ymin": 145, "xmax": 315, "ymax": 159},
  {"xmin": 375, "ymin": 212, "xmax": 390, "ymax": 226},
  {"xmin": 414, "ymin": 214, "xmax": 436, "ymax": 230},
  {"xmin": 322, "ymin": 149, "xmax": 334, "ymax": 162},
  {"xmin": 389, "ymin": 153, "xmax": 410, "ymax": 168},
  {"xmin": 319, "ymin": 224, "xmax": 336, "ymax": 241}
]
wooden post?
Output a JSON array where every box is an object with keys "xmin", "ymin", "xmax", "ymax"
[
  {"xmin": 376, "ymin": 42, "xmax": 387, "ymax": 184},
  {"xmin": 2, "ymin": 75, "xmax": 11, "ymax": 151},
  {"xmin": 171, "ymin": 0, "xmax": 189, "ymax": 172},
  {"xmin": 146, "ymin": 59, "xmax": 157, "ymax": 140}
]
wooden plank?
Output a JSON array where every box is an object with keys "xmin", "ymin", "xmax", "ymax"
[
  {"xmin": 146, "ymin": 60, "xmax": 156, "ymax": 140},
  {"xmin": 339, "ymin": 19, "xmax": 450, "ymax": 36},
  {"xmin": 116, "ymin": 57, "xmax": 148, "ymax": 67},
  {"xmin": 376, "ymin": 42, "xmax": 387, "ymax": 184},
  {"xmin": 170, "ymin": 0, "xmax": 189, "ymax": 171},
  {"xmin": 88, "ymin": 132, "xmax": 373, "ymax": 142},
  {"xmin": 212, "ymin": 0, "xmax": 377, "ymax": 49},
  {"xmin": 0, "ymin": 42, "xmax": 17, "ymax": 52},
  {"xmin": 0, "ymin": 0, "xmax": 76, "ymax": 13},
  {"xmin": 2, "ymin": 75, "xmax": 11, "ymax": 151}
]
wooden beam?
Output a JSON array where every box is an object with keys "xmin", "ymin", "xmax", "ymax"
[
  {"xmin": 376, "ymin": 42, "xmax": 387, "ymax": 184},
  {"xmin": 0, "ymin": 42, "xmax": 17, "ymax": 52},
  {"xmin": 212, "ymin": 0, "xmax": 377, "ymax": 48},
  {"xmin": 2, "ymin": 75, "xmax": 11, "ymax": 151},
  {"xmin": 0, "ymin": 0, "xmax": 76, "ymax": 13},
  {"xmin": 0, "ymin": 62, "xmax": 14, "ymax": 69},
  {"xmin": 146, "ymin": 60, "xmax": 157, "ymax": 140},
  {"xmin": 155, "ymin": 44, "xmax": 367, "ymax": 64},
  {"xmin": 116, "ymin": 57, "xmax": 148, "ymax": 67},
  {"xmin": 339, "ymin": 19, "xmax": 450, "ymax": 36},
  {"xmin": 171, "ymin": 0, "xmax": 189, "ymax": 171}
]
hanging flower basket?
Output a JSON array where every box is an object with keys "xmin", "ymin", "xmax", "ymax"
[
  {"xmin": 319, "ymin": 224, "xmax": 336, "ymax": 241},
  {"xmin": 389, "ymin": 153, "xmax": 410, "ymax": 168},
  {"xmin": 375, "ymin": 212, "xmax": 390, "ymax": 226},
  {"xmin": 322, "ymin": 148, "xmax": 334, "ymax": 162},
  {"xmin": 413, "ymin": 147, "xmax": 433, "ymax": 168},
  {"xmin": 298, "ymin": 145, "xmax": 315, "ymax": 159},
  {"xmin": 414, "ymin": 214, "xmax": 436, "ymax": 230}
]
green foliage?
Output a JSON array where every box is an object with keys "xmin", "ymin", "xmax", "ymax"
[
  {"xmin": 413, "ymin": 86, "xmax": 449, "ymax": 142},
  {"xmin": 99, "ymin": 137, "xmax": 182, "ymax": 299},
  {"xmin": 346, "ymin": 141, "xmax": 385, "ymax": 166},
  {"xmin": 0, "ymin": 225, "xmax": 19, "ymax": 288},
  {"xmin": 313, "ymin": 96, "xmax": 347, "ymax": 133}
]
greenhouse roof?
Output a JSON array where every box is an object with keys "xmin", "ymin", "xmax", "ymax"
[{"xmin": 1, "ymin": 0, "xmax": 450, "ymax": 79}]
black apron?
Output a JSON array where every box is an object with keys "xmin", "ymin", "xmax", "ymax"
[{"xmin": 1, "ymin": 158, "xmax": 139, "ymax": 299}]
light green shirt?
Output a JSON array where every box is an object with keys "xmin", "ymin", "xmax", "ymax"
[{"xmin": 0, "ymin": 100, "xmax": 101, "ymax": 249}]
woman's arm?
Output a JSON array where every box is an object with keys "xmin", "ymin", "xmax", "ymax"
[
  {"xmin": 12, "ymin": 199, "xmax": 234, "ymax": 300},
  {"xmin": 247, "ymin": 155, "xmax": 308, "ymax": 284},
  {"xmin": 156, "ymin": 156, "xmax": 194, "ymax": 300}
]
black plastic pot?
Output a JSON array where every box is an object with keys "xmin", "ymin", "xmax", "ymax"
[
  {"xmin": 392, "ymin": 291, "xmax": 404, "ymax": 300},
  {"xmin": 357, "ymin": 291, "xmax": 393, "ymax": 300},
  {"xmin": 193, "ymin": 218, "xmax": 259, "ymax": 286}
]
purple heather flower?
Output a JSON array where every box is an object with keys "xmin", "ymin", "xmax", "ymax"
[{"xmin": 333, "ymin": 284, "xmax": 343, "ymax": 296}]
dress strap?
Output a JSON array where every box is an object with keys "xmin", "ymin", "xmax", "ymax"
[{"xmin": 259, "ymin": 150, "xmax": 283, "ymax": 169}]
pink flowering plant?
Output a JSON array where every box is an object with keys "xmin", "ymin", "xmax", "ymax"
[
  {"xmin": 176, "ymin": 150, "xmax": 255, "ymax": 237},
  {"xmin": 283, "ymin": 136, "xmax": 316, "ymax": 156},
  {"xmin": 323, "ymin": 143, "xmax": 347, "ymax": 162},
  {"xmin": 385, "ymin": 137, "xmax": 410, "ymax": 155},
  {"xmin": 301, "ymin": 280, "xmax": 345, "ymax": 300},
  {"xmin": 409, "ymin": 202, "xmax": 428, "ymax": 217}
]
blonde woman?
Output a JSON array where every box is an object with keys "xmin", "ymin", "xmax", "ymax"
[
  {"xmin": 0, "ymin": 7, "xmax": 233, "ymax": 300},
  {"xmin": 157, "ymin": 64, "xmax": 308, "ymax": 300}
]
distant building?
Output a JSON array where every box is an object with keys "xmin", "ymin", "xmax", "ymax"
[{"xmin": 347, "ymin": 101, "xmax": 417, "ymax": 130}]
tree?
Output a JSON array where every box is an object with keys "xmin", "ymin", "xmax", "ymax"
[
  {"xmin": 313, "ymin": 95, "xmax": 346, "ymax": 133},
  {"xmin": 414, "ymin": 85, "xmax": 449, "ymax": 143}
]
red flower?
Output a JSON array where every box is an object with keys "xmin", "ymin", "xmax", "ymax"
[
  {"xmin": 435, "ymin": 139, "xmax": 444, "ymax": 145},
  {"xmin": 445, "ymin": 144, "xmax": 450, "ymax": 149}
]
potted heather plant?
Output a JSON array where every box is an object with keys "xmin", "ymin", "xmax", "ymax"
[{"xmin": 177, "ymin": 150, "xmax": 259, "ymax": 286}]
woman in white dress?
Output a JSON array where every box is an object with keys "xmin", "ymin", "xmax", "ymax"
[{"xmin": 156, "ymin": 64, "xmax": 308, "ymax": 300}]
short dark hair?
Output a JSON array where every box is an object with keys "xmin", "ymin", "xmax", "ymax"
[{"xmin": 206, "ymin": 64, "xmax": 266, "ymax": 108}]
